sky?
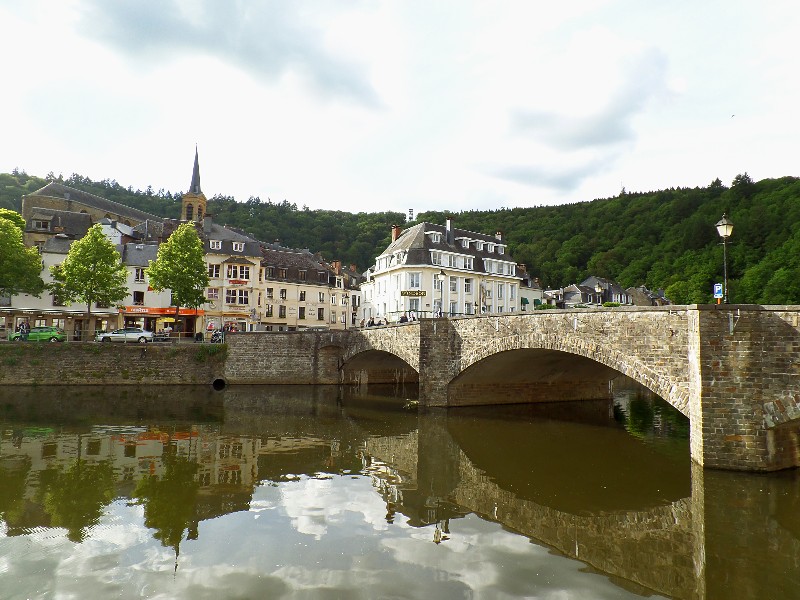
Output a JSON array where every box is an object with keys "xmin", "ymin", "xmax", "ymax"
[{"xmin": 2, "ymin": 1, "xmax": 799, "ymax": 215}]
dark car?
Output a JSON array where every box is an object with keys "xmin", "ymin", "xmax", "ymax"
[{"xmin": 9, "ymin": 326, "xmax": 67, "ymax": 342}]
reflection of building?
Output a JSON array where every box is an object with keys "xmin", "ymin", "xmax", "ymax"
[{"xmin": 361, "ymin": 218, "xmax": 522, "ymax": 322}]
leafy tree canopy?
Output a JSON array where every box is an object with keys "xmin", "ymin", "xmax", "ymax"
[
  {"xmin": 0, "ymin": 208, "xmax": 25, "ymax": 230},
  {"xmin": 0, "ymin": 218, "xmax": 45, "ymax": 297},
  {"xmin": 147, "ymin": 222, "xmax": 208, "ymax": 309},
  {"xmin": 49, "ymin": 224, "xmax": 128, "ymax": 314}
]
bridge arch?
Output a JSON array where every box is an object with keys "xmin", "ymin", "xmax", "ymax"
[{"xmin": 453, "ymin": 331, "xmax": 690, "ymax": 415}]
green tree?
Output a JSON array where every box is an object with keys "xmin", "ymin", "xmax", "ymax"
[
  {"xmin": 0, "ymin": 208, "xmax": 25, "ymax": 231},
  {"xmin": 0, "ymin": 218, "xmax": 45, "ymax": 297},
  {"xmin": 49, "ymin": 224, "xmax": 128, "ymax": 330},
  {"xmin": 146, "ymin": 223, "xmax": 209, "ymax": 318}
]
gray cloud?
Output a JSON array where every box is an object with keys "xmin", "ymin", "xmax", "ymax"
[
  {"xmin": 511, "ymin": 48, "xmax": 669, "ymax": 151},
  {"xmin": 491, "ymin": 159, "xmax": 608, "ymax": 192},
  {"xmin": 77, "ymin": 0, "xmax": 380, "ymax": 106}
]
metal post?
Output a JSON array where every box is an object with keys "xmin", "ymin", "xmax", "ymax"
[{"xmin": 722, "ymin": 235, "xmax": 728, "ymax": 304}]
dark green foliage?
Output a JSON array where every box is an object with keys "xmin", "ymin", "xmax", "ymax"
[{"xmin": 3, "ymin": 169, "xmax": 799, "ymax": 304}]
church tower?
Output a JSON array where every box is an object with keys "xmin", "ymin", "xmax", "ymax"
[{"xmin": 181, "ymin": 147, "xmax": 207, "ymax": 222}]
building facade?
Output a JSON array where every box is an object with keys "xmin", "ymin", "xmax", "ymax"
[{"xmin": 360, "ymin": 219, "xmax": 522, "ymax": 322}]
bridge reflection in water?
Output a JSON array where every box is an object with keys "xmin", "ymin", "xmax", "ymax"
[{"xmin": 0, "ymin": 384, "xmax": 798, "ymax": 598}]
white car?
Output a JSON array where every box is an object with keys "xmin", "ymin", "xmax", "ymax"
[{"xmin": 95, "ymin": 327, "xmax": 154, "ymax": 343}]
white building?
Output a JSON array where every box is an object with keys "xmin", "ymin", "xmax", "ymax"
[{"xmin": 360, "ymin": 219, "xmax": 523, "ymax": 322}]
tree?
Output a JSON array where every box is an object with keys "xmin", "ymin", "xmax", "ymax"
[
  {"xmin": 0, "ymin": 208, "xmax": 25, "ymax": 231},
  {"xmin": 49, "ymin": 224, "xmax": 128, "ymax": 330},
  {"xmin": 146, "ymin": 223, "xmax": 208, "ymax": 319},
  {"xmin": 0, "ymin": 218, "xmax": 45, "ymax": 297}
]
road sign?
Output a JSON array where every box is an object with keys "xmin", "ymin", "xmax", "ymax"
[{"xmin": 713, "ymin": 283, "xmax": 723, "ymax": 299}]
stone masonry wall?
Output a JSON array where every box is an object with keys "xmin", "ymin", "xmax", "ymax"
[{"xmin": 0, "ymin": 343, "xmax": 225, "ymax": 385}]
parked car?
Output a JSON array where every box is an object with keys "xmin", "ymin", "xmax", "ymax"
[
  {"xmin": 9, "ymin": 326, "xmax": 67, "ymax": 342},
  {"xmin": 95, "ymin": 327, "xmax": 154, "ymax": 343}
]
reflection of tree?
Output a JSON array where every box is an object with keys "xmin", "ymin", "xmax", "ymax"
[
  {"xmin": 625, "ymin": 397, "xmax": 654, "ymax": 438},
  {"xmin": 43, "ymin": 459, "xmax": 116, "ymax": 542},
  {"xmin": 131, "ymin": 452, "xmax": 200, "ymax": 559},
  {"xmin": 0, "ymin": 458, "xmax": 32, "ymax": 531}
]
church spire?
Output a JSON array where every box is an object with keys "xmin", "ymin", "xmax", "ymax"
[
  {"xmin": 189, "ymin": 146, "xmax": 202, "ymax": 195},
  {"xmin": 182, "ymin": 146, "xmax": 207, "ymax": 222}
]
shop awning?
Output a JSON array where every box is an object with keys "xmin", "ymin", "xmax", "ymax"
[{"xmin": 521, "ymin": 297, "xmax": 530, "ymax": 305}]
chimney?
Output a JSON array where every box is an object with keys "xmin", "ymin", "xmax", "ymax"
[
  {"xmin": 495, "ymin": 230, "xmax": 503, "ymax": 241},
  {"xmin": 391, "ymin": 224, "xmax": 402, "ymax": 242},
  {"xmin": 332, "ymin": 260, "xmax": 342, "ymax": 275},
  {"xmin": 517, "ymin": 263, "xmax": 527, "ymax": 274},
  {"xmin": 350, "ymin": 263, "xmax": 357, "ymax": 273},
  {"xmin": 203, "ymin": 215, "xmax": 212, "ymax": 233},
  {"xmin": 445, "ymin": 217, "xmax": 453, "ymax": 244}
]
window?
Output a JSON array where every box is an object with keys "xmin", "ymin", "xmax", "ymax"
[
  {"xmin": 462, "ymin": 239, "xmax": 470, "ymax": 249},
  {"xmin": 266, "ymin": 288, "xmax": 273, "ymax": 299},
  {"xmin": 299, "ymin": 307, "xmax": 306, "ymax": 320},
  {"xmin": 409, "ymin": 298, "xmax": 420, "ymax": 313},
  {"xmin": 330, "ymin": 311, "xmax": 337, "ymax": 324},
  {"xmin": 52, "ymin": 292, "xmax": 65, "ymax": 307},
  {"xmin": 408, "ymin": 273, "xmax": 421, "ymax": 288},
  {"xmin": 319, "ymin": 272, "xmax": 327, "ymax": 283},
  {"xmin": 278, "ymin": 268, "xmax": 287, "ymax": 278},
  {"xmin": 267, "ymin": 267, "xmax": 274, "ymax": 278},
  {"xmin": 331, "ymin": 294, "xmax": 336, "ymax": 305},
  {"xmin": 464, "ymin": 278, "xmax": 472, "ymax": 293},
  {"xmin": 232, "ymin": 242, "xmax": 244, "ymax": 252},
  {"xmin": 134, "ymin": 267, "xmax": 146, "ymax": 282},
  {"xmin": 465, "ymin": 257, "xmax": 473, "ymax": 270},
  {"xmin": 133, "ymin": 291, "xmax": 145, "ymax": 305},
  {"xmin": 434, "ymin": 276, "xmax": 443, "ymax": 291},
  {"xmin": 33, "ymin": 219, "xmax": 49, "ymax": 230},
  {"xmin": 208, "ymin": 264, "xmax": 220, "ymax": 278},
  {"xmin": 279, "ymin": 305, "xmax": 286, "ymax": 318},
  {"xmin": 340, "ymin": 313, "xmax": 346, "ymax": 324},
  {"xmin": 498, "ymin": 246, "xmax": 504, "ymax": 255},
  {"xmin": 431, "ymin": 233, "xmax": 441, "ymax": 243},
  {"xmin": 299, "ymin": 291, "xmax": 306, "ymax": 301},
  {"xmin": 450, "ymin": 276, "xmax": 457, "ymax": 293},
  {"xmin": 227, "ymin": 265, "xmax": 250, "ymax": 280},
  {"xmin": 299, "ymin": 270, "xmax": 307, "ymax": 281},
  {"xmin": 341, "ymin": 296, "xmax": 348, "ymax": 305},
  {"xmin": 265, "ymin": 304, "xmax": 273, "ymax": 317},
  {"xmin": 476, "ymin": 242, "xmax": 483, "ymax": 251},
  {"xmin": 226, "ymin": 289, "xmax": 249, "ymax": 305},
  {"xmin": 449, "ymin": 301, "xmax": 458, "ymax": 316},
  {"xmin": 431, "ymin": 252, "xmax": 442, "ymax": 265},
  {"xmin": 279, "ymin": 289, "xmax": 287, "ymax": 300},
  {"xmin": 510, "ymin": 285, "xmax": 517, "ymax": 300},
  {"xmin": 207, "ymin": 287, "xmax": 219, "ymax": 300},
  {"xmin": 465, "ymin": 302, "xmax": 474, "ymax": 315},
  {"xmin": 317, "ymin": 307, "xmax": 325, "ymax": 321},
  {"xmin": 319, "ymin": 292, "xmax": 325, "ymax": 302},
  {"xmin": 488, "ymin": 244, "xmax": 495, "ymax": 253},
  {"xmin": 448, "ymin": 255, "xmax": 458, "ymax": 268},
  {"xmin": 210, "ymin": 240, "xmax": 222, "ymax": 250}
]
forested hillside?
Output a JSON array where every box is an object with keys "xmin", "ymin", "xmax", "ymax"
[{"xmin": 2, "ymin": 169, "xmax": 799, "ymax": 305}]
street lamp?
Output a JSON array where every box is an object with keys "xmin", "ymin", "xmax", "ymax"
[
  {"xmin": 715, "ymin": 213, "xmax": 734, "ymax": 303},
  {"xmin": 594, "ymin": 282, "xmax": 604, "ymax": 305}
]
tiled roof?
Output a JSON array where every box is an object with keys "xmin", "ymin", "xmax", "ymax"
[{"xmin": 27, "ymin": 182, "xmax": 162, "ymax": 223}]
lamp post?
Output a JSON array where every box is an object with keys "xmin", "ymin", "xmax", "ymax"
[
  {"xmin": 594, "ymin": 282, "xmax": 604, "ymax": 305},
  {"xmin": 715, "ymin": 213, "xmax": 734, "ymax": 304}
]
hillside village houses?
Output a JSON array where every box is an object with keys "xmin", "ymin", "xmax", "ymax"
[{"xmin": 1, "ymin": 151, "xmax": 361, "ymax": 339}]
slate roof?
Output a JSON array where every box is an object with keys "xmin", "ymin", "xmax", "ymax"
[
  {"xmin": 119, "ymin": 243, "xmax": 159, "ymax": 267},
  {"xmin": 378, "ymin": 221, "xmax": 517, "ymax": 275},
  {"xmin": 28, "ymin": 209, "xmax": 92, "ymax": 238},
  {"xmin": 27, "ymin": 182, "xmax": 162, "ymax": 223},
  {"xmin": 41, "ymin": 235, "xmax": 75, "ymax": 254},
  {"xmin": 261, "ymin": 245, "xmax": 335, "ymax": 285}
]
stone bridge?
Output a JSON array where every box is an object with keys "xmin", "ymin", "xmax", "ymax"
[{"xmin": 223, "ymin": 305, "xmax": 800, "ymax": 472}]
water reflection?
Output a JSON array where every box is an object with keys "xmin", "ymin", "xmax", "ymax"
[{"xmin": 0, "ymin": 383, "xmax": 798, "ymax": 599}]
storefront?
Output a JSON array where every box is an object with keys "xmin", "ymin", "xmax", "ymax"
[{"xmin": 120, "ymin": 306, "xmax": 205, "ymax": 338}]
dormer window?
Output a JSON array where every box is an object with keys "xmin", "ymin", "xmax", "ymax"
[
  {"xmin": 487, "ymin": 243, "xmax": 495, "ymax": 253},
  {"xmin": 33, "ymin": 220, "xmax": 49, "ymax": 230},
  {"xmin": 431, "ymin": 233, "xmax": 441, "ymax": 243},
  {"xmin": 498, "ymin": 246, "xmax": 504, "ymax": 255},
  {"xmin": 210, "ymin": 240, "xmax": 222, "ymax": 250},
  {"xmin": 461, "ymin": 239, "xmax": 470, "ymax": 249},
  {"xmin": 476, "ymin": 242, "xmax": 484, "ymax": 251},
  {"xmin": 232, "ymin": 242, "xmax": 244, "ymax": 252}
]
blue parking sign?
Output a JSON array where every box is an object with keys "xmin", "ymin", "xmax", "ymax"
[{"xmin": 713, "ymin": 283, "xmax": 723, "ymax": 298}]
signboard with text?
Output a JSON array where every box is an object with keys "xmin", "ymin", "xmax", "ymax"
[{"xmin": 713, "ymin": 283, "xmax": 723, "ymax": 299}]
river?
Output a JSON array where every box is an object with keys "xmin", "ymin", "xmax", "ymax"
[{"xmin": 0, "ymin": 382, "xmax": 798, "ymax": 599}]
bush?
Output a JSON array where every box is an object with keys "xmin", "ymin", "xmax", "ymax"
[
  {"xmin": 602, "ymin": 301, "xmax": 622, "ymax": 307},
  {"xmin": 534, "ymin": 303, "xmax": 558, "ymax": 310}
]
